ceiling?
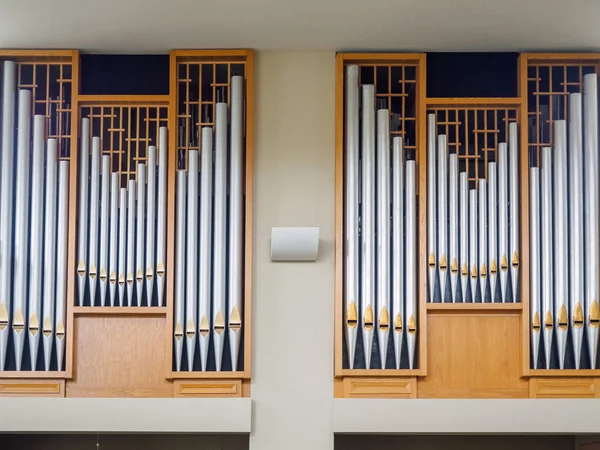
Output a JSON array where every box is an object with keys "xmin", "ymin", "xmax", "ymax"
[{"xmin": 1, "ymin": 0, "xmax": 600, "ymax": 53}]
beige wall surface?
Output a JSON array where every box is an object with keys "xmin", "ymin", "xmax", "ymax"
[{"xmin": 250, "ymin": 50, "xmax": 336, "ymax": 450}]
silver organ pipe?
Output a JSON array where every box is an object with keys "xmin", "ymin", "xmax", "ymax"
[
  {"xmin": 136, "ymin": 163, "xmax": 146, "ymax": 307},
  {"xmin": 118, "ymin": 188, "xmax": 127, "ymax": 306},
  {"xmin": 77, "ymin": 118, "xmax": 90, "ymax": 305},
  {"xmin": 186, "ymin": 151, "xmax": 199, "ymax": 370},
  {"xmin": 361, "ymin": 85, "xmax": 375, "ymax": 368},
  {"xmin": 0, "ymin": 61, "xmax": 16, "ymax": 370},
  {"xmin": 28, "ymin": 115, "xmax": 45, "ymax": 370},
  {"xmin": 584, "ymin": 73, "xmax": 599, "ymax": 368},
  {"xmin": 99, "ymin": 155, "xmax": 110, "ymax": 306},
  {"xmin": 376, "ymin": 108, "xmax": 390, "ymax": 367},
  {"xmin": 427, "ymin": 113, "xmax": 437, "ymax": 303},
  {"xmin": 488, "ymin": 163, "xmax": 498, "ymax": 303},
  {"xmin": 469, "ymin": 189, "xmax": 478, "ymax": 302},
  {"xmin": 42, "ymin": 139, "xmax": 58, "ymax": 371},
  {"xmin": 229, "ymin": 75, "xmax": 244, "ymax": 371},
  {"xmin": 55, "ymin": 161, "xmax": 69, "ymax": 371},
  {"xmin": 174, "ymin": 171, "xmax": 186, "ymax": 372},
  {"xmin": 554, "ymin": 120, "xmax": 568, "ymax": 369},
  {"xmin": 213, "ymin": 102, "xmax": 228, "ymax": 371},
  {"xmin": 109, "ymin": 173, "xmax": 119, "ymax": 306},
  {"xmin": 392, "ymin": 137, "xmax": 404, "ymax": 369},
  {"xmin": 498, "ymin": 143, "xmax": 509, "ymax": 302},
  {"xmin": 459, "ymin": 172, "xmax": 469, "ymax": 303},
  {"xmin": 437, "ymin": 135, "xmax": 448, "ymax": 303},
  {"xmin": 345, "ymin": 65, "xmax": 359, "ymax": 369},
  {"xmin": 145, "ymin": 146, "xmax": 156, "ymax": 307},
  {"xmin": 508, "ymin": 123, "xmax": 519, "ymax": 303},
  {"xmin": 406, "ymin": 160, "xmax": 417, "ymax": 369},
  {"xmin": 569, "ymin": 93, "xmax": 584, "ymax": 369},
  {"xmin": 127, "ymin": 179, "xmax": 136, "ymax": 305},
  {"xmin": 89, "ymin": 137, "xmax": 101, "ymax": 306},
  {"xmin": 199, "ymin": 128, "xmax": 213, "ymax": 371},
  {"xmin": 448, "ymin": 153, "xmax": 459, "ymax": 303},
  {"xmin": 13, "ymin": 89, "xmax": 32, "ymax": 370},
  {"xmin": 540, "ymin": 146, "xmax": 553, "ymax": 369},
  {"xmin": 156, "ymin": 128, "xmax": 168, "ymax": 306},
  {"xmin": 479, "ymin": 180, "xmax": 488, "ymax": 302},
  {"xmin": 530, "ymin": 167, "xmax": 541, "ymax": 369}
]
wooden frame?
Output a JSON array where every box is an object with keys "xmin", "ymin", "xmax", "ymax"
[
  {"xmin": 334, "ymin": 52, "xmax": 427, "ymax": 378},
  {"xmin": 164, "ymin": 49, "xmax": 253, "ymax": 380}
]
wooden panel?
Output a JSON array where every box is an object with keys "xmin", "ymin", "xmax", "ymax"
[
  {"xmin": 427, "ymin": 303, "xmax": 522, "ymax": 312},
  {"xmin": 342, "ymin": 377, "xmax": 417, "ymax": 398},
  {"xmin": 174, "ymin": 379, "xmax": 242, "ymax": 397},
  {"xmin": 418, "ymin": 313, "xmax": 528, "ymax": 398},
  {"xmin": 0, "ymin": 379, "xmax": 64, "ymax": 397},
  {"xmin": 66, "ymin": 316, "xmax": 172, "ymax": 397},
  {"xmin": 529, "ymin": 377, "xmax": 598, "ymax": 398},
  {"xmin": 73, "ymin": 307, "xmax": 167, "ymax": 316}
]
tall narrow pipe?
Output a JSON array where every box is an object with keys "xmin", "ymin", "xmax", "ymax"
[
  {"xmin": 488, "ymin": 162, "xmax": 498, "ymax": 303},
  {"xmin": 376, "ymin": 108, "xmax": 390, "ymax": 367},
  {"xmin": 509, "ymin": 123, "xmax": 520, "ymax": 302},
  {"xmin": 109, "ymin": 173, "xmax": 119, "ymax": 306},
  {"xmin": 448, "ymin": 154, "xmax": 459, "ymax": 303},
  {"xmin": 469, "ymin": 189, "xmax": 478, "ymax": 302},
  {"xmin": 541, "ymin": 147, "xmax": 554, "ymax": 369},
  {"xmin": 28, "ymin": 115, "xmax": 45, "ymax": 370},
  {"xmin": 361, "ymin": 85, "xmax": 375, "ymax": 368},
  {"xmin": 554, "ymin": 120, "xmax": 569, "ymax": 369},
  {"xmin": 13, "ymin": 89, "xmax": 32, "ymax": 370},
  {"xmin": 427, "ymin": 114, "xmax": 437, "ymax": 303},
  {"xmin": 459, "ymin": 172, "xmax": 469, "ymax": 303},
  {"xmin": 530, "ymin": 167, "xmax": 541, "ymax": 369},
  {"xmin": 186, "ymin": 151, "xmax": 199, "ymax": 371},
  {"xmin": 0, "ymin": 61, "xmax": 16, "ymax": 370},
  {"xmin": 569, "ymin": 93, "xmax": 584, "ymax": 369},
  {"xmin": 406, "ymin": 160, "xmax": 417, "ymax": 369},
  {"xmin": 392, "ymin": 137, "xmax": 404, "ymax": 369},
  {"xmin": 42, "ymin": 139, "xmax": 58, "ymax": 370},
  {"xmin": 213, "ymin": 102, "xmax": 228, "ymax": 371},
  {"xmin": 99, "ymin": 156, "xmax": 110, "ymax": 306},
  {"xmin": 229, "ymin": 75, "xmax": 244, "ymax": 371},
  {"xmin": 584, "ymin": 74, "xmax": 599, "ymax": 368},
  {"xmin": 479, "ymin": 179, "xmax": 488, "ymax": 302},
  {"xmin": 118, "ymin": 188, "xmax": 127, "ymax": 306},
  {"xmin": 498, "ymin": 143, "xmax": 509, "ymax": 302},
  {"xmin": 345, "ymin": 65, "xmax": 359, "ymax": 368},
  {"xmin": 199, "ymin": 128, "xmax": 213, "ymax": 371},
  {"xmin": 89, "ymin": 137, "xmax": 101, "ymax": 306},
  {"xmin": 76, "ymin": 118, "xmax": 90, "ymax": 306},
  {"xmin": 126, "ymin": 180, "xmax": 136, "ymax": 305},
  {"xmin": 145, "ymin": 146, "xmax": 156, "ymax": 307},
  {"xmin": 174, "ymin": 171, "xmax": 186, "ymax": 371},
  {"xmin": 437, "ymin": 135, "xmax": 448, "ymax": 303},
  {"xmin": 156, "ymin": 128, "xmax": 168, "ymax": 306},
  {"xmin": 136, "ymin": 163, "xmax": 146, "ymax": 307},
  {"xmin": 55, "ymin": 161, "xmax": 69, "ymax": 370}
]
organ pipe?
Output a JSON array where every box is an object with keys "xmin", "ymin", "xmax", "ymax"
[
  {"xmin": 109, "ymin": 173, "xmax": 119, "ymax": 306},
  {"xmin": 55, "ymin": 161, "xmax": 69, "ymax": 371},
  {"xmin": 498, "ymin": 143, "xmax": 509, "ymax": 302},
  {"xmin": 530, "ymin": 167, "xmax": 541, "ymax": 369},
  {"xmin": 459, "ymin": 172, "xmax": 469, "ymax": 302},
  {"xmin": 77, "ymin": 118, "xmax": 90, "ymax": 305},
  {"xmin": 509, "ymin": 123, "xmax": 519, "ymax": 303},
  {"xmin": 406, "ymin": 160, "xmax": 417, "ymax": 369},
  {"xmin": 13, "ymin": 89, "xmax": 32, "ymax": 371},
  {"xmin": 156, "ymin": 127, "xmax": 168, "ymax": 306},
  {"xmin": 541, "ymin": 146, "xmax": 554, "ymax": 369},
  {"xmin": 479, "ymin": 180, "xmax": 488, "ymax": 302},
  {"xmin": 89, "ymin": 137, "xmax": 100, "ymax": 306},
  {"xmin": 469, "ymin": 189, "xmax": 478, "ymax": 302},
  {"xmin": 146, "ymin": 146, "xmax": 156, "ymax": 307},
  {"xmin": 427, "ymin": 114, "xmax": 437, "ymax": 303},
  {"xmin": 99, "ymin": 156, "xmax": 110, "ymax": 306},
  {"xmin": 377, "ymin": 108, "xmax": 390, "ymax": 367},
  {"xmin": 136, "ymin": 163, "xmax": 146, "ymax": 307},
  {"xmin": 186, "ymin": 151, "xmax": 199, "ymax": 370},
  {"xmin": 127, "ymin": 180, "xmax": 136, "ymax": 305},
  {"xmin": 392, "ymin": 136, "xmax": 404, "ymax": 369},
  {"xmin": 437, "ymin": 135, "xmax": 448, "ymax": 303},
  {"xmin": 448, "ymin": 154, "xmax": 459, "ymax": 303},
  {"xmin": 488, "ymin": 162, "xmax": 498, "ymax": 304},
  {"xmin": 174, "ymin": 171, "xmax": 186, "ymax": 372},
  {"xmin": 118, "ymin": 188, "xmax": 127, "ymax": 306}
]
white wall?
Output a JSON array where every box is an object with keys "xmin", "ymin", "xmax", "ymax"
[{"xmin": 250, "ymin": 51, "xmax": 336, "ymax": 450}]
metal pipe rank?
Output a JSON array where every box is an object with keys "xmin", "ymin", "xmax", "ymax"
[
  {"xmin": 55, "ymin": 161, "xmax": 70, "ymax": 370},
  {"xmin": 145, "ymin": 146, "xmax": 156, "ymax": 307},
  {"xmin": 186, "ymin": 151, "xmax": 199, "ymax": 371},
  {"xmin": 553, "ymin": 120, "xmax": 568, "ymax": 369},
  {"xmin": 109, "ymin": 173, "xmax": 119, "ymax": 306},
  {"xmin": 406, "ymin": 160, "xmax": 417, "ymax": 369},
  {"xmin": 437, "ymin": 135, "xmax": 448, "ymax": 303},
  {"xmin": 118, "ymin": 187, "xmax": 127, "ymax": 306},
  {"xmin": 541, "ymin": 146, "xmax": 554, "ymax": 369},
  {"xmin": 569, "ymin": 93, "xmax": 584, "ymax": 369},
  {"xmin": 13, "ymin": 89, "xmax": 32, "ymax": 370},
  {"xmin": 392, "ymin": 136, "xmax": 404, "ymax": 368},
  {"xmin": 376, "ymin": 108, "xmax": 390, "ymax": 367},
  {"xmin": 488, "ymin": 162, "xmax": 498, "ymax": 303},
  {"xmin": 530, "ymin": 166, "xmax": 541, "ymax": 369},
  {"xmin": 498, "ymin": 142, "xmax": 509, "ymax": 302},
  {"xmin": 584, "ymin": 73, "xmax": 600, "ymax": 368},
  {"xmin": 89, "ymin": 137, "xmax": 101, "ymax": 306},
  {"xmin": 174, "ymin": 171, "xmax": 186, "ymax": 371},
  {"xmin": 448, "ymin": 153, "xmax": 459, "ymax": 303},
  {"xmin": 77, "ymin": 118, "xmax": 90, "ymax": 305},
  {"xmin": 99, "ymin": 156, "xmax": 110, "ymax": 306},
  {"xmin": 126, "ymin": 179, "xmax": 136, "ymax": 305},
  {"xmin": 427, "ymin": 113, "xmax": 437, "ymax": 303},
  {"xmin": 361, "ymin": 85, "xmax": 376, "ymax": 368},
  {"xmin": 156, "ymin": 127, "xmax": 168, "ymax": 306},
  {"xmin": 345, "ymin": 65, "xmax": 359, "ymax": 368},
  {"xmin": 508, "ymin": 123, "xmax": 519, "ymax": 303},
  {"xmin": 136, "ymin": 163, "xmax": 146, "ymax": 307},
  {"xmin": 469, "ymin": 189, "xmax": 478, "ymax": 302},
  {"xmin": 459, "ymin": 172, "xmax": 469, "ymax": 302},
  {"xmin": 479, "ymin": 179, "xmax": 488, "ymax": 302}
]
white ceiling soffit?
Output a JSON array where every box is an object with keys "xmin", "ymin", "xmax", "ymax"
[{"xmin": 0, "ymin": 0, "xmax": 600, "ymax": 53}]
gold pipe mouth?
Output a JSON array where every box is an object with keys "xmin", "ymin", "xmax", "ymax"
[
  {"xmin": 439, "ymin": 254, "xmax": 447, "ymax": 271},
  {"xmin": 512, "ymin": 252, "xmax": 520, "ymax": 268},
  {"xmin": 574, "ymin": 303, "xmax": 584, "ymax": 328},
  {"xmin": 451, "ymin": 259, "xmax": 458, "ymax": 273},
  {"xmin": 0, "ymin": 320, "xmax": 8, "ymax": 331},
  {"xmin": 408, "ymin": 315, "xmax": 417, "ymax": 335},
  {"xmin": 394, "ymin": 314, "xmax": 403, "ymax": 333},
  {"xmin": 532, "ymin": 312, "xmax": 541, "ymax": 332},
  {"xmin": 346, "ymin": 301, "xmax": 358, "ymax": 329},
  {"xmin": 490, "ymin": 259, "xmax": 497, "ymax": 274},
  {"xmin": 501, "ymin": 255, "xmax": 508, "ymax": 271},
  {"xmin": 461, "ymin": 263, "xmax": 468, "ymax": 277},
  {"xmin": 545, "ymin": 311, "xmax": 554, "ymax": 330},
  {"xmin": 428, "ymin": 252, "xmax": 435, "ymax": 268},
  {"xmin": 77, "ymin": 261, "xmax": 86, "ymax": 276}
]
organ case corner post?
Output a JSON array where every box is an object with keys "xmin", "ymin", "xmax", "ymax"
[
  {"xmin": 168, "ymin": 49, "xmax": 253, "ymax": 378},
  {"xmin": 335, "ymin": 53, "xmax": 425, "ymax": 379}
]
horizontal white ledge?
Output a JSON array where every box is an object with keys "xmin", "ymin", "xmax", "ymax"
[
  {"xmin": 334, "ymin": 399, "xmax": 600, "ymax": 434},
  {"xmin": 0, "ymin": 398, "xmax": 252, "ymax": 433}
]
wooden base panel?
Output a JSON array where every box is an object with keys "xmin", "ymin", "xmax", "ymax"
[
  {"xmin": 529, "ymin": 377, "xmax": 600, "ymax": 398},
  {"xmin": 339, "ymin": 377, "xmax": 417, "ymax": 398},
  {"xmin": 174, "ymin": 379, "xmax": 243, "ymax": 398},
  {"xmin": 0, "ymin": 379, "xmax": 65, "ymax": 397}
]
